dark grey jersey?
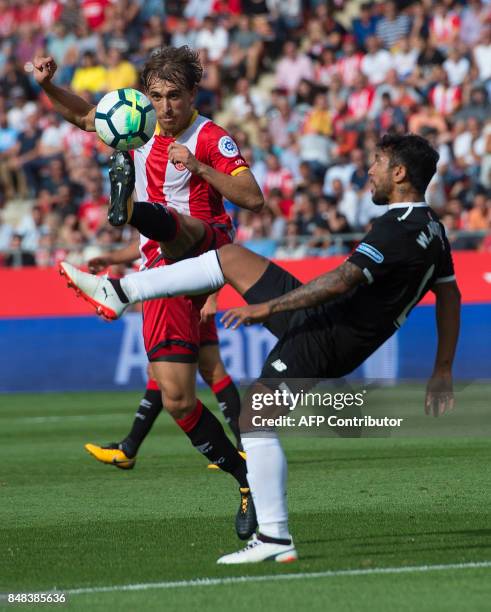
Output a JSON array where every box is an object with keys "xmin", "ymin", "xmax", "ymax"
[{"xmin": 316, "ymin": 203, "xmax": 456, "ymax": 374}]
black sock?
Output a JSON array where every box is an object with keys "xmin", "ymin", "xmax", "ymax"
[
  {"xmin": 176, "ymin": 400, "xmax": 248, "ymax": 488},
  {"xmin": 212, "ymin": 376, "xmax": 242, "ymax": 450},
  {"xmin": 258, "ymin": 533, "xmax": 292, "ymax": 546},
  {"xmin": 121, "ymin": 388, "xmax": 163, "ymax": 458},
  {"xmin": 108, "ymin": 278, "xmax": 129, "ymax": 303},
  {"xmin": 130, "ymin": 201, "xmax": 178, "ymax": 242}
]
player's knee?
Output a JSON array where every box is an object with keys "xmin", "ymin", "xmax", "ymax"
[
  {"xmin": 216, "ymin": 244, "xmax": 243, "ymax": 271},
  {"xmin": 164, "ymin": 395, "xmax": 196, "ymax": 420}
]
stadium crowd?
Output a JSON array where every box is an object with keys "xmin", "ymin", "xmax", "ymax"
[{"xmin": 0, "ymin": 0, "xmax": 490, "ymax": 267}]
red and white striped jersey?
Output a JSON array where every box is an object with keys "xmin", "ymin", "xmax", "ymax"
[{"xmin": 131, "ymin": 111, "xmax": 248, "ymax": 268}]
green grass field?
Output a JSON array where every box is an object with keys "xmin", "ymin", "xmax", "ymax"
[{"xmin": 1, "ymin": 388, "xmax": 490, "ymax": 611}]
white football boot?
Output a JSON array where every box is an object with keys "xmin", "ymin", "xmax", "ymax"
[
  {"xmin": 59, "ymin": 262, "xmax": 129, "ymax": 320},
  {"xmin": 217, "ymin": 534, "xmax": 298, "ymax": 564}
]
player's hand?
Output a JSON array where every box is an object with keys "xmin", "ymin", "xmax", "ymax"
[
  {"xmin": 221, "ymin": 302, "xmax": 272, "ymax": 330},
  {"xmin": 425, "ymin": 372, "xmax": 454, "ymax": 417},
  {"xmin": 32, "ymin": 56, "xmax": 57, "ymax": 85},
  {"xmin": 200, "ymin": 293, "xmax": 217, "ymax": 324},
  {"xmin": 167, "ymin": 143, "xmax": 200, "ymax": 174},
  {"xmin": 87, "ymin": 255, "xmax": 112, "ymax": 273}
]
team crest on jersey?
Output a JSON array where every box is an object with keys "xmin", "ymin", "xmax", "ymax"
[
  {"xmin": 173, "ymin": 161, "xmax": 186, "ymax": 171},
  {"xmin": 218, "ymin": 136, "xmax": 239, "ymax": 158}
]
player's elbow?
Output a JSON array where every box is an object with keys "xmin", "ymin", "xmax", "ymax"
[
  {"xmin": 435, "ymin": 281, "xmax": 461, "ymax": 306},
  {"xmin": 246, "ymin": 191, "xmax": 264, "ymax": 213}
]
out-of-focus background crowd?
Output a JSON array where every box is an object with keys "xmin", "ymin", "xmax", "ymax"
[{"xmin": 0, "ymin": 0, "xmax": 490, "ymax": 267}]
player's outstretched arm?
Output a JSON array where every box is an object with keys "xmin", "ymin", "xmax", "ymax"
[
  {"xmin": 32, "ymin": 56, "xmax": 96, "ymax": 132},
  {"xmin": 221, "ymin": 262, "xmax": 365, "ymax": 329},
  {"xmin": 168, "ymin": 142, "xmax": 264, "ymax": 212},
  {"xmin": 425, "ymin": 280, "xmax": 461, "ymax": 417}
]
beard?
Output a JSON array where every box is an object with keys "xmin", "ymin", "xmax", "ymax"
[{"xmin": 371, "ymin": 186, "xmax": 390, "ymax": 206}]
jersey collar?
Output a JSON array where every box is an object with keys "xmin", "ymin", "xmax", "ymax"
[
  {"xmin": 388, "ymin": 202, "xmax": 428, "ymax": 209},
  {"xmin": 154, "ymin": 109, "xmax": 199, "ymax": 137}
]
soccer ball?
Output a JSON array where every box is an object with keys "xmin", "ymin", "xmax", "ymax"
[{"xmin": 94, "ymin": 88, "xmax": 157, "ymax": 151}]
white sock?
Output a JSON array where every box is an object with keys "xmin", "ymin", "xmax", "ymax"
[
  {"xmin": 121, "ymin": 250, "xmax": 224, "ymax": 303},
  {"xmin": 242, "ymin": 435, "xmax": 290, "ymax": 541}
]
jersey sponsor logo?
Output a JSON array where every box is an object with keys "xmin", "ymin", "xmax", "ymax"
[
  {"xmin": 271, "ymin": 359, "xmax": 288, "ymax": 372},
  {"xmin": 355, "ymin": 242, "xmax": 384, "ymax": 263},
  {"xmin": 234, "ymin": 158, "xmax": 246, "ymax": 166},
  {"xmin": 218, "ymin": 135, "xmax": 239, "ymax": 158}
]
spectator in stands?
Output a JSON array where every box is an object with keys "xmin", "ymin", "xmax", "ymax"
[
  {"xmin": 17, "ymin": 205, "xmax": 47, "ymax": 252},
  {"xmin": 460, "ymin": 0, "xmax": 486, "ymax": 47},
  {"xmin": 0, "ymin": 110, "xmax": 22, "ymax": 200},
  {"xmin": 71, "ymin": 50, "xmax": 107, "ymax": 96},
  {"xmin": 3, "ymin": 233, "xmax": 35, "ymax": 267},
  {"xmin": 408, "ymin": 102, "xmax": 448, "ymax": 135},
  {"xmin": 275, "ymin": 220, "xmax": 307, "ymax": 259},
  {"xmin": 195, "ymin": 15, "xmax": 229, "ymax": 63},
  {"xmin": 229, "ymin": 15, "xmax": 264, "ymax": 82},
  {"xmin": 352, "ymin": 2, "xmax": 380, "ymax": 49},
  {"xmin": 104, "ymin": 47, "xmax": 137, "ymax": 91},
  {"xmin": 275, "ymin": 40, "xmax": 313, "ymax": 95},
  {"xmin": 465, "ymin": 192, "xmax": 490, "ymax": 231},
  {"xmin": 347, "ymin": 72, "xmax": 375, "ymax": 126},
  {"xmin": 455, "ymin": 86, "xmax": 490, "ymax": 124},
  {"xmin": 443, "ymin": 44, "xmax": 470, "ymax": 88},
  {"xmin": 77, "ymin": 179, "xmax": 108, "ymax": 240},
  {"xmin": 336, "ymin": 34, "xmax": 363, "ymax": 88},
  {"xmin": 392, "ymin": 35, "xmax": 418, "ymax": 81},
  {"xmin": 374, "ymin": 91, "xmax": 406, "ymax": 133},
  {"xmin": 429, "ymin": 1, "xmax": 461, "ymax": 53},
  {"xmin": 473, "ymin": 26, "xmax": 491, "ymax": 83},
  {"xmin": 376, "ymin": 1, "xmax": 411, "ymax": 49},
  {"xmin": 361, "ymin": 35, "xmax": 393, "ymax": 85},
  {"xmin": 263, "ymin": 153, "xmax": 295, "ymax": 199},
  {"xmin": 229, "ymin": 78, "xmax": 267, "ymax": 122},
  {"xmin": 170, "ymin": 17, "xmax": 197, "ymax": 50}
]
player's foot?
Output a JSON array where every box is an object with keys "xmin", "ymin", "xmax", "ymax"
[
  {"xmin": 85, "ymin": 443, "xmax": 136, "ymax": 470},
  {"xmin": 235, "ymin": 487, "xmax": 257, "ymax": 540},
  {"xmin": 207, "ymin": 450, "xmax": 246, "ymax": 470},
  {"xmin": 108, "ymin": 151, "xmax": 135, "ymax": 226},
  {"xmin": 217, "ymin": 534, "xmax": 298, "ymax": 564},
  {"xmin": 59, "ymin": 262, "xmax": 129, "ymax": 320}
]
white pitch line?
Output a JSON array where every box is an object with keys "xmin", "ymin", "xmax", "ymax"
[{"xmin": 65, "ymin": 561, "xmax": 491, "ymax": 596}]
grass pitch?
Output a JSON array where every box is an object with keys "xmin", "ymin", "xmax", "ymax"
[{"xmin": 1, "ymin": 388, "xmax": 490, "ymax": 611}]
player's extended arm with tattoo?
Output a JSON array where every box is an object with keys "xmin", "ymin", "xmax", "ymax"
[
  {"xmin": 425, "ymin": 281, "xmax": 461, "ymax": 417},
  {"xmin": 221, "ymin": 261, "xmax": 365, "ymax": 329}
]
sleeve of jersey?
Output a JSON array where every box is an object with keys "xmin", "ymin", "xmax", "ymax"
[
  {"xmin": 347, "ymin": 222, "xmax": 402, "ymax": 285},
  {"xmin": 434, "ymin": 231, "xmax": 456, "ymax": 284},
  {"xmin": 204, "ymin": 124, "xmax": 249, "ymax": 176}
]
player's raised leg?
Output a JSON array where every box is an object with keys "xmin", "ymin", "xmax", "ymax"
[
  {"xmin": 107, "ymin": 150, "xmax": 210, "ymax": 260},
  {"xmin": 59, "ymin": 245, "xmax": 269, "ymax": 319}
]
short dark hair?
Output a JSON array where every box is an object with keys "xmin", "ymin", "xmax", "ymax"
[
  {"xmin": 141, "ymin": 46, "xmax": 203, "ymax": 91},
  {"xmin": 377, "ymin": 133, "xmax": 439, "ymax": 194}
]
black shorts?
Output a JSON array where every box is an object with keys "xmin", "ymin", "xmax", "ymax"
[{"xmin": 243, "ymin": 262, "xmax": 337, "ymax": 380}]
